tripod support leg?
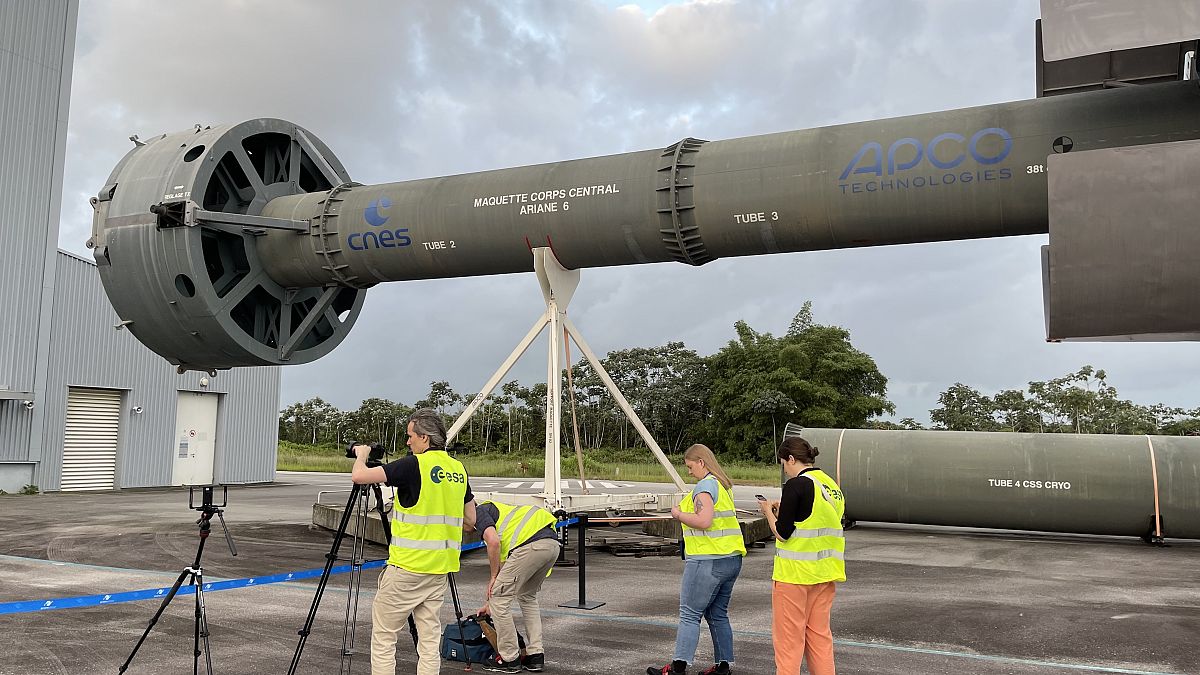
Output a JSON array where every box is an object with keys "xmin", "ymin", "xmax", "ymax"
[
  {"xmin": 288, "ymin": 483, "xmax": 366, "ymax": 675},
  {"xmin": 118, "ymin": 566, "xmax": 193, "ymax": 673},
  {"xmin": 194, "ymin": 567, "xmax": 214, "ymax": 675},
  {"xmin": 447, "ymin": 573, "xmax": 473, "ymax": 671}
]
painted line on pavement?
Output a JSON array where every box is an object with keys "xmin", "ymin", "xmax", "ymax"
[
  {"xmin": 540, "ymin": 609, "xmax": 1181, "ymax": 675},
  {"xmin": 0, "ymin": 520, "xmax": 579, "ymax": 615}
]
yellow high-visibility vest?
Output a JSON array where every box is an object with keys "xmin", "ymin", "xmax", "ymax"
[
  {"xmin": 680, "ymin": 477, "xmax": 747, "ymax": 558},
  {"xmin": 482, "ymin": 501, "xmax": 558, "ymax": 563},
  {"xmin": 387, "ymin": 450, "xmax": 467, "ymax": 574},
  {"xmin": 773, "ymin": 469, "xmax": 846, "ymax": 585}
]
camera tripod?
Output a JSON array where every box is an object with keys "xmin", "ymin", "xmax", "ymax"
[
  {"xmin": 288, "ymin": 478, "xmax": 475, "ymax": 674},
  {"xmin": 119, "ymin": 485, "xmax": 237, "ymax": 675}
]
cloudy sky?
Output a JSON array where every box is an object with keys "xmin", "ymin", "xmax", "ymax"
[{"xmin": 60, "ymin": 0, "xmax": 1199, "ymax": 424}]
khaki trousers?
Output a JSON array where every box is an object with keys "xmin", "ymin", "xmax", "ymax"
[
  {"xmin": 489, "ymin": 537, "xmax": 560, "ymax": 661},
  {"xmin": 372, "ymin": 565, "xmax": 447, "ymax": 675},
  {"xmin": 772, "ymin": 580, "xmax": 836, "ymax": 675}
]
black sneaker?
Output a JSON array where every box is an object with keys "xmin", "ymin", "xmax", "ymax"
[
  {"xmin": 484, "ymin": 653, "xmax": 522, "ymax": 673},
  {"xmin": 521, "ymin": 652, "xmax": 545, "ymax": 672},
  {"xmin": 646, "ymin": 661, "xmax": 687, "ymax": 675},
  {"xmin": 699, "ymin": 663, "xmax": 731, "ymax": 675}
]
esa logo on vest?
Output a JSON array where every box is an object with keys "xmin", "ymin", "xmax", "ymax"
[{"xmin": 430, "ymin": 465, "xmax": 466, "ymax": 484}]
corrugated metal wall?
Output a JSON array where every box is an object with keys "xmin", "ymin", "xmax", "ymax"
[
  {"xmin": 33, "ymin": 253, "xmax": 281, "ymax": 491},
  {"xmin": 0, "ymin": 0, "xmax": 73, "ymax": 397},
  {"xmin": 0, "ymin": 403, "xmax": 34, "ymax": 462}
]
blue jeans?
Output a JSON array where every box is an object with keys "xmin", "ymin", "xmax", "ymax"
[{"xmin": 673, "ymin": 556, "xmax": 742, "ymax": 665}]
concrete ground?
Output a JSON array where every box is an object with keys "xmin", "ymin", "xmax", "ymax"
[{"xmin": 0, "ymin": 472, "xmax": 1196, "ymax": 675}]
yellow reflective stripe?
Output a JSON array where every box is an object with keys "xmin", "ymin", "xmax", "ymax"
[
  {"xmin": 388, "ymin": 451, "xmax": 466, "ymax": 573},
  {"xmin": 683, "ymin": 527, "xmax": 742, "ymax": 538},
  {"xmin": 507, "ymin": 507, "xmax": 540, "ymax": 551},
  {"xmin": 775, "ymin": 548, "xmax": 845, "ymax": 561},
  {"xmin": 490, "ymin": 503, "xmax": 557, "ymax": 561},
  {"xmin": 389, "ymin": 536, "xmax": 462, "ymax": 550},
  {"xmin": 788, "ymin": 527, "xmax": 844, "ymax": 539},
  {"xmin": 390, "ymin": 513, "xmax": 464, "ymax": 527},
  {"xmin": 496, "ymin": 504, "xmax": 520, "ymax": 533},
  {"xmin": 679, "ymin": 478, "xmax": 746, "ymax": 557}
]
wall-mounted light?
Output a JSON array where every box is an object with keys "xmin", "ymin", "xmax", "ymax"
[
  {"xmin": 131, "ymin": 406, "xmax": 143, "ymax": 415},
  {"xmin": 21, "ymin": 400, "xmax": 34, "ymax": 410},
  {"xmin": 199, "ymin": 377, "xmax": 210, "ymax": 389}
]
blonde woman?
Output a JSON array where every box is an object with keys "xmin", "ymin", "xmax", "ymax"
[{"xmin": 647, "ymin": 444, "xmax": 747, "ymax": 675}]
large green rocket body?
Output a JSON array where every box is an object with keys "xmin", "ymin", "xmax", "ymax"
[
  {"xmin": 257, "ymin": 82, "xmax": 1200, "ymax": 287},
  {"xmin": 90, "ymin": 82, "xmax": 1200, "ymax": 369}
]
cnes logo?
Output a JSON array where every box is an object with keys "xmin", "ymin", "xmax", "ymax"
[{"xmin": 429, "ymin": 465, "xmax": 466, "ymax": 484}]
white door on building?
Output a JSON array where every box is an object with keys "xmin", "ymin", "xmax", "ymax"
[
  {"xmin": 173, "ymin": 392, "xmax": 219, "ymax": 486},
  {"xmin": 61, "ymin": 388, "xmax": 123, "ymax": 491}
]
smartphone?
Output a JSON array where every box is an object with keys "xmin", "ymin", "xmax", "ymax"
[{"xmin": 755, "ymin": 494, "xmax": 767, "ymax": 501}]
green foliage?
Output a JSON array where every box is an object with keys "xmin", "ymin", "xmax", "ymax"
[
  {"xmin": 928, "ymin": 365, "xmax": 1200, "ymax": 434},
  {"xmin": 277, "ymin": 442, "xmax": 783, "ymax": 486},
  {"xmin": 706, "ymin": 302, "xmax": 894, "ymax": 460},
  {"xmin": 277, "ymin": 302, "xmax": 898, "ymax": 461},
  {"xmin": 19, "ymin": 484, "xmax": 38, "ymax": 495},
  {"xmin": 569, "ymin": 341, "xmax": 710, "ymax": 453},
  {"xmin": 277, "ymin": 306, "xmax": 1195, "ymax": 453},
  {"xmin": 276, "ymin": 440, "xmax": 347, "ymax": 472},
  {"xmin": 930, "ymin": 383, "xmax": 997, "ymax": 431},
  {"xmin": 864, "ymin": 417, "xmax": 925, "ymax": 430}
]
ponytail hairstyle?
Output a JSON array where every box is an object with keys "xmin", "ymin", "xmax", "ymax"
[
  {"xmin": 683, "ymin": 443, "xmax": 733, "ymax": 491},
  {"xmin": 778, "ymin": 436, "xmax": 819, "ymax": 465},
  {"xmin": 407, "ymin": 408, "xmax": 447, "ymax": 449}
]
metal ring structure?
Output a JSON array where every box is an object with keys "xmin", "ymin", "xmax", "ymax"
[
  {"xmin": 656, "ymin": 137, "xmax": 711, "ymax": 265},
  {"xmin": 89, "ymin": 118, "xmax": 367, "ymax": 370}
]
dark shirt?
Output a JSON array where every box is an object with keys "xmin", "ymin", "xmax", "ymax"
[
  {"xmin": 475, "ymin": 502, "xmax": 559, "ymax": 552},
  {"xmin": 381, "ymin": 453, "xmax": 474, "ymax": 509},
  {"xmin": 775, "ymin": 468, "xmax": 819, "ymax": 540}
]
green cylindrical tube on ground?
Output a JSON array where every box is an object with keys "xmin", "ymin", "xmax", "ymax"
[{"xmin": 798, "ymin": 428, "xmax": 1200, "ymax": 540}]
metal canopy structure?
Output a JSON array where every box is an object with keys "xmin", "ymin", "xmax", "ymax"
[
  {"xmin": 1040, "ymin": 0, "xmax": 1200, "ymax": 62},
  {"xmin": 1043, "ymin": 140, "xmax": 1200, "ymax": 341},
  {"xmin": 1035, "ymin": 21, "xmax": 1196, "ymax": 98},
  {"xmin": 1036, "ymin": 1, "xmax": 1200, "ymax": 341}
]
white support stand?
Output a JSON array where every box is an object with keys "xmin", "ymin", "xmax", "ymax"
[{"xmin": 446, "ymin": 248, "xmax": 687, "ymax": 510}]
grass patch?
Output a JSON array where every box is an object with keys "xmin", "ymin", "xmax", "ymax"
[
  {"xmin": 277, "ymin": 443, "xmax": 780, "ymax": 486},
  {"xmin": 277, "ymin": 441, "xmax": 346, "ymax": 473}
]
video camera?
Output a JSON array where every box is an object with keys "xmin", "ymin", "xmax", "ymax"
[{"xmin": 345, "ymin": 441, "xmax": 389, "ymax": 466}]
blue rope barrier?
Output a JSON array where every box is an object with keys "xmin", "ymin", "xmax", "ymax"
[{"xmin": 0, "ymin": 517, "xmax": 578, "ymax": 615}]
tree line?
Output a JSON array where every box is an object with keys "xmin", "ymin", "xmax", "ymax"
[
  {"xmin": 891, "ymin": 365, "xmax": 1199, "ymax": 435},
  {"xmin": 279, "ymin": 304, "xmax": 1200, "ymax": 461},
  {"xmin": 280, "ymin": 303, "xmax": 893, "ymax": 462}
]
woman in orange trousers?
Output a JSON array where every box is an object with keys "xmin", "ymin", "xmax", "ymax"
[{"xmin": 758, "ymin": 436, "xmax": 846, "ymax": 675}]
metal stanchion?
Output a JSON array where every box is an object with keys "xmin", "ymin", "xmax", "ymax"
[
  {"xmin": 557, "ymin": 513, "xmax": 603, "ymax": 610},
  {"xmin": 553, "ymin": 510, "xmax": 576, "ymax": 568}
]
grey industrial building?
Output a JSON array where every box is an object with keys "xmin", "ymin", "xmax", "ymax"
[{"xmin": 0, "ymin": 1, "xmax": 280, "ymax": 492}]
